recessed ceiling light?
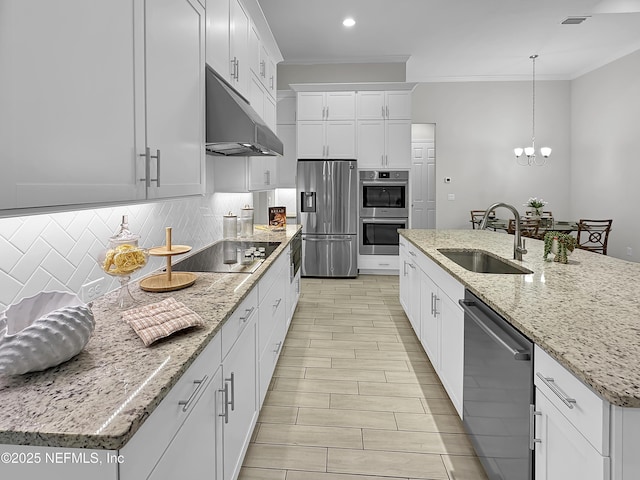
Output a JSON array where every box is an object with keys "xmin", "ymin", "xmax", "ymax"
[{"xmin": 343, "ymin": 17, "xmax": 356, "ymax": 27}]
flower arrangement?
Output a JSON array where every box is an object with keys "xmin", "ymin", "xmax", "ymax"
[
  {"xmin": 543, "ymin": 231, "xmax": 577, "ymax": 264},
  {"xmin": 524, "ymin": 197, "xmax": 548, "ymax": 216}
]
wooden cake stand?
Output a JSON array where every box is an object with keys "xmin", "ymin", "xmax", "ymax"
[{"xmin": 139, "ymin": 227, "xmax": 197, "ymax": 292}]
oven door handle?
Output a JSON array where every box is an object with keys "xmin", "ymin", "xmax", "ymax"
[
  {"xmin": 360, "ymin": 181, "xmax": 408, "ymax": 187},
  {"xmin": 360, "ymin": 217, "xmax": 408, "ymax": 223},
  {"xmin": 459, "ymin": 299, "xmax": 530, "ymax": 361}
]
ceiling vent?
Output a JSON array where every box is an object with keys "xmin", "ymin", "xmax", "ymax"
[{"xmin": 561, "ymin": 16, "xmax": 590, "ymax": 25}]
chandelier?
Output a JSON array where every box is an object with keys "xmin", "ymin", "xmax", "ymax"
[{"xmin": 514, "ymin": 54, "xmax": 551, "ymax": 166}]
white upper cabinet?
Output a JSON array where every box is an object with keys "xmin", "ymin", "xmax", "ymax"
[
  {"xmin": 356, "ymin": 90, "xmax": 412, "ymax": 168},
  {"xmin": 205, "ymin": 0, "xmax": 231, "ymax": 80},
  {"xmin": 0, "ymin": 0, "xmax": 205, "ymax": 214},
  {"xmin": 1, "ymin": 1, "xmax": 144, "ymax": 211},
  {"xmin": 357, "ymin": 91, "xmax": 412, "ymax": 120},
  {"xmin": 229, "ymin": 0, "xmax": 250, "ymax": 98},
  {"xmin": 297, "ymin": 92, "xmax": 356, "ymax": 121},
  {"xmin": 145, "ymin": 0, "xmax": 205, "ymax": 200}
]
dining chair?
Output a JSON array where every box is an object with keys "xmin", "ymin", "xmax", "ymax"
[
  {"xmin": 576, "ymin": 219, "xmax": 613, "ymax": 255},
  {"xmin": 470, "ymin": 210, "xmax": 495, "ymax": 229},
  {"xmin": 507, "ymin": 218, "xmax": 540, "ymax": 238}
]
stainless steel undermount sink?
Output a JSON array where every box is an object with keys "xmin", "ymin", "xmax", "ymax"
[{"xmin": 437, "ymin": 249, "xmax": 533, "ymax": 274}]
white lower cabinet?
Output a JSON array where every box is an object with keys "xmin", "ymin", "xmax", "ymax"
[
  {"xmin": 257, "ymin": 249, "xmax": 289, "ymax": 406},
  {"xmin": 534, "ymin": 389, "xmax": 609, "ymax": 480},
  {"xmin": 148, "ymin": 366, "xmax": 223, "ymax": 480},
  {"xmin": 221, "ymin": 314, "xmax": 258, "ymax": 480},
  {"xmin": 400, "ymin": 238, "xmax": 464, "ymax": 417}
]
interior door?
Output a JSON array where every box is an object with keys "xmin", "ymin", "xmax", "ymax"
[{"xmin": 411, "ymin": 141, "xmax": 436, "ymax": 228}]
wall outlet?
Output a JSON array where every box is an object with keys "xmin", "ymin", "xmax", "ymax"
[{"xmin": 81, "ymin": 277, "xmax": 105, "ymax": 303}]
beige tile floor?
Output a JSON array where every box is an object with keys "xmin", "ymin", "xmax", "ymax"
[{"xmin": 240, "ymin": 275, "xmax": 488, "ymax": 480}]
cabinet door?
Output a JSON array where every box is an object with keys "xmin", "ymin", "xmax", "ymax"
[
  {"xmin": 148, "ymin": 368, "xmax": 223, "ymax": 480},
  {"xmin": 386, "ymin": 119, "xmax": 412, "ymax": 168},
  {"xmin": 249, "ymin": 74, "xmax": 266, "ymax": 119},
  {"xmin": 248, "ymin": 21, "xmax": 261, "ymax": 79},
  {"xmin": 0, "ymin": 1, "xmax": 144, "ymax": 210},
  {"xmin": 297, "ymin": 121, "xmax": 326, "ymax": 158},
  {"xmin": 249, "ymin": 157, "xmax": 276, "ymax": 191},
  {"xmin": 439, "ymin": 292, "xmax": 464, "ymax": 417},
  {"xmin": 385, "ymin": 91, "xmax": 412, "ymax": 119},
  {"xmin": 356, "ymin": 91, "xmax": 386, "ymax": 119},
  {"xmin": 420, "ymin": 271, "xmax": 440, "ymax": 370},
  {"xmin": 326, "ymin": 92, "xmax": 356, "ymax": 120},
  {"xmin": 264, "ymin": 94, "xmax": 277, "ymax": 131},
  {"xmin": 222, "ymin": 318, "xmax": 258, "ymax": 480},
  {"xmin": 145, "ymin": 0, "xmax": 205, "ymax": 199},
  {"xmin": 535, "ymin": 390, "xmax": 609, "ymax": 480},
  {"xmin": 325, "ymin": 121, "xmax": 356, "ymax": 158},
  {"xmin": 357, "ymin": 120, "xmax": 385, "ymax": 168},
  {"xmin": 205, "ymin": 0, "xmax": 230, "ymax": 80},
  {"xmin": 276, "ymin": 124, "xmax": 297, "ymax": 187},
  {"xmin": 297, "ymin": 92, "xmax": 326, "ymax": 120},
  {"xmin": 229, "ymin": 0, "xmax": 249, "ymax": 97}
]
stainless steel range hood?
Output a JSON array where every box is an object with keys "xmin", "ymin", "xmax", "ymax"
[{"xmin": 205, "ymin": 64, "xmax": 283, "ymax": 156}]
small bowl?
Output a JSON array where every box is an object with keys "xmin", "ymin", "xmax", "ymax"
[{"xmin": 0, "ymin": 291, "xmax": 95, "ymax": 375}]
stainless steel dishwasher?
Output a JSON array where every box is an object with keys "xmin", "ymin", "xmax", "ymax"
[{"xmin": 459, "ymin": 290, "xmax": 534, "ymax": 480}]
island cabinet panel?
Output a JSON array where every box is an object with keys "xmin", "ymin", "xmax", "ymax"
[
  {"xmin": 399, "ymin": 238, "xmax": 464, "ymax": 417},
  {"xmin": 534, "ymin": 389, "xmax": 609, "ymax": 480}
]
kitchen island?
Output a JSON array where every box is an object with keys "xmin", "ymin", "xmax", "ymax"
[
  {"xmin": 0, "ymin": 225, "xmax": 301, "ymax": 479},
  {"xmin": 399, "ymin": 229, "xmax": 640, "ymax": 407},
  {"xmin": 399, "ymin": 228, "xmax": 640, "ymax": 480}
]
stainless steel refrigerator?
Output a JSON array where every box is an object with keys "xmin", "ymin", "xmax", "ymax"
[{"xmin": 297, "ymin": 159, "xmax": 358, "ymax": 277}]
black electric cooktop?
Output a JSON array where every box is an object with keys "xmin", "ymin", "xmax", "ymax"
[{"xmin": 172, "ymin": 240, "xmax": 281, "ymax": 274}]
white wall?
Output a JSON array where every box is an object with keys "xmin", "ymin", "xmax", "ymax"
[
  {"xmin": 277, "ymin": 62, "xmax": 406, "ymax": 89},
  {"xmin": 571, "ymin": 49, "xmax": 640, "ymax": 260},
  {"xmin": 412, "ymin": 80, "xmax": 572, "ymax": 228}
]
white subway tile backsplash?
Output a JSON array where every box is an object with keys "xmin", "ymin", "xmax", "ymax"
[
  {"xmin": 9, "ymin": 238, "xmax": 49, "ymax": 284},
  {"xmin": 0, "ymin": 236, "xmax": 22, "ymax": 273},
  {"xmin": 0, "ymin": 192, "xmax": 252, "ymax": 311}
]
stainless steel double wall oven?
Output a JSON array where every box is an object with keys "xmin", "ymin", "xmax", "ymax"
[{"xmin": 359, "ymin": 170, "xmax": 409, "ymax": 255}]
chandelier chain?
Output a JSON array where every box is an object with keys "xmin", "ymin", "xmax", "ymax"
[{"xmin": 531, "ymin": 54, "xmax": 537, "ymax": 149}]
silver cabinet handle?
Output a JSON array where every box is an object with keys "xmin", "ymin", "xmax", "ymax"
[
  {"xmin": 402, "ymin": 260, "xmax": 408, "ymax": 276},
  {"xmin": 239, "ymin": 306, "xmax": 255, "ymax": 323},
  {"xmin": 227, "ymin": 372, "xmax": 235, "ymax": 411},
  {"xmin": 409, "ymin": 250, "xmax": 416, "ymax": 257},
  {"xmin": 381, "ymin": 106, "xmax": 385, "ymax": 118},
  {"xmin": 433, "ymin": 294, "xmax": 440, "ymax": 316},
  {"xmin": 270, "ymin": 75, "xmax": 274, "ymax": 89},
  {"xmin": 273, "ymin": 341, "xmax": 282, "ymax": 354},
  {"xmin": 139, "ymin": 147, "xmax": 160, "ymax": 187},
  {"xmin": 529, "ymin": 404, "xmax": 542, "ymax": 450},
  {"xmin": 273, "ymin": 298, "xmax": 282, "ymax": 310},
  {"xmin": 536, "ymin": 373, "xmax": 577, "ymax": 409},
  {"xmin": 235, "ymin": 58, "xmax": 240, "ymax": 81},
  {"xmin": 178, "ymin": 375, "xmax": 208, "ymax": 412},
  {"xmin": 430, "ymin": 293, "xmax": 435, "ymax": 316},
  {"xmin": 219, "ymin": 381, "xmax": 229, "ymax": 424},
  {"xmin": 231, "ymin": 57, "xmax": 238, "ymax": 80}
]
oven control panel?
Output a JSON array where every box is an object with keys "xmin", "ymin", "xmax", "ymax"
[{"xmin": 359, "ymin": 170, "xmax": 409, "ymax": 181}]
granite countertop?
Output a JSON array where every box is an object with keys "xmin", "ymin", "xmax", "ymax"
[
  {"xmin": 399, "ymin": 229, "xmax": 640, "ymax": 408},
  {"xmin": 0, "ymin": 225, "xmax": 301, "ymax": 450}
]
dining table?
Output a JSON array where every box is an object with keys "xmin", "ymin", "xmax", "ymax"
[{"xmin": 472, "ymin": 217, "xmax": 579, "ymax": 234}]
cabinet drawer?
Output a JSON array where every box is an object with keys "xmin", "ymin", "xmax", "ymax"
[
  {"xmin": 258, "ymin": 265, "xmax": 286, "ymax": 359},
  {"xmin": 534, "ymin": 345, "xmax": 609, "ymax": 455},
  {"xmin": 120, "ymin": 334, "xmax": 222, "ymax": 478},
  {"xmin": 258, "ymin": 249, "xmax": 288, "ymax": 304},
  {"xmin": 221, "ymin": 287, "xmax": 258, "ymax": 359}
]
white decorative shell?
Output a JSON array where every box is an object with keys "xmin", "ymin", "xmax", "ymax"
[{"xmin": 0, "ymin": 291, "xmax": 95, "ymax": 375}]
